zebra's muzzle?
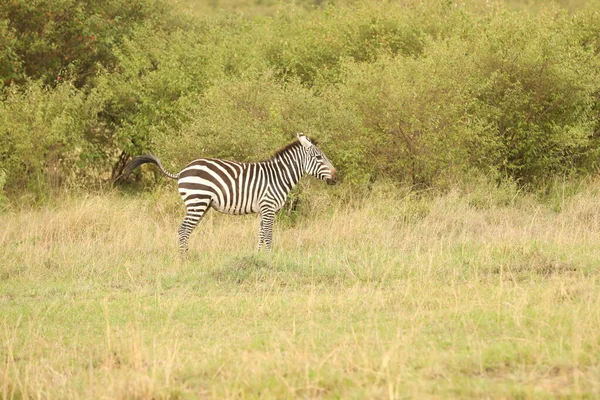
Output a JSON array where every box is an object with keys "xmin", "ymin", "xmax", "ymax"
[{"xmin": 326, "ymin": 168, "xmax": 337, "ymax": 185}]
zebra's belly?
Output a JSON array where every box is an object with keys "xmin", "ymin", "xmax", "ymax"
[{"xmin": 211, "ymin": 201, "xmax": 258, "ymax": 215}]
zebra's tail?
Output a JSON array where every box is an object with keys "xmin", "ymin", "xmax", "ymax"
[{"xmin": 117, "ymin": 154, "xmax": 180, "ymax": 181}]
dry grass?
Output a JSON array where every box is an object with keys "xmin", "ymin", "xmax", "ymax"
[{"xmin": 1, "ymin": 180, "xmax": 600, "ymax": 399}]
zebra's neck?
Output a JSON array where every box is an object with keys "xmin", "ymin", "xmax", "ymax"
[{"xmin": 262, "ymin": 142, "xmax": 305, "ymax": 191}]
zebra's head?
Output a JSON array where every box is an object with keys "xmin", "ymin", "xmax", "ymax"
[{"xmin": 297, "ymin": 132, "xmax": 337, "ymax": 185}]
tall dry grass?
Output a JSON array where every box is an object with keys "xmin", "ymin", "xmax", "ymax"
[{"xmin": 1, "ymin": 180, "xmax": 600, "ymax": 398}]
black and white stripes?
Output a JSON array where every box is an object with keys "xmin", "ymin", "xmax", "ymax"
[{"xmin": 121, "ymin": 133, "xmax": 337, "ymax": 254}]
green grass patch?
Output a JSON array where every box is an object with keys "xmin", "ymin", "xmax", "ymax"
[{"xmin": 1, "ymin": 187, "xmax": 600, "ymax": 398}]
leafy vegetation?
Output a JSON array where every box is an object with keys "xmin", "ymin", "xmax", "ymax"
[{"xmin": 1, "ymin": 0, "xmax": 600, "ymax": 199}]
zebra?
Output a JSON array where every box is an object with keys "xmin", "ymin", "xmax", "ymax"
[{"xmin": 120, "ymin": 133, "xmax": 337, "ymax": 254}]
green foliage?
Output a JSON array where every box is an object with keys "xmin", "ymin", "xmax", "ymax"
[
  {"xmin": 2, "ymin": 0, "xmax": 600, "ymax": 200},
  {"xmin": 264, "ymin": 2, "xmax": 433, "ymax": 88},
  {"xmin": 0, "ymin": 168, "xmax": 7, "ymax": 209},
  {"xmin": 93, "ymin": 25, "xmax": 217, "ymax": 158},
  {"xmin": 329, "ymin": 46, "xmax": 480, "ymax": 186},
  {"xmin": 470, "ymin": 9, "xmax": 600, "ymax": 184},
  {"xmin": 0, "ymin": 80, "xmax": 105, "ymax": 197},
  {"xmin": 155, "ymin": 74, "xmax": 338, "ymax": 167},
  {"xmin": 0, "ymin": 0, "xmax": 179, "ymax": 87}
]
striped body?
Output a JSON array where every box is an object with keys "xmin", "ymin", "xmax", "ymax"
[
  {"xmin": 178, "ymin": 158, "xmax": 297, "ymax": 215},
  {"xmin": 120, "ymin": 133, "xmax": 336, "ymax": 254}
]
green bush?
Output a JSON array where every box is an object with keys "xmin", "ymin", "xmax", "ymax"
[
  {"xmin": 154, "ymin": 74, "xmax": 327, "ymax": 167},
  {"xmin": 327, "ymin": 44, "xmax": 480, "ymax": 186},
  {"xmin": 92, "ymin": 26, "xmax": 217, "ymax": 160},
  {"xmin": 1, "ymin": 0, "xmax": 600, "ymax": 201},
  {"xmin": 469, "ymin": 9, "xmax": 600, "ymax": 184},
  {"xmin": 264, "ymin": 2, "xmax": 432, "ymax": 88},
  {"xmin": 0, "ymin": 0, "xmax": 180, "ymax": 88},
  {"xmin": 0, "ymin": 80, "xmax": 104, "ymax": 197},
  {"xmin": 0, "ymin": 168, "xmax": 7, "ymax": 209}
]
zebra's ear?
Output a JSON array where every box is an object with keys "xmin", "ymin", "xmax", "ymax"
[{"xmin": 297, "ymin": 132, "xmax": 312, "ymax": 148}]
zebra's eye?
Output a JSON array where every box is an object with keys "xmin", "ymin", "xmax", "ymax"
[{"xmin": 315, "ymin": 154, "xmax": 323, "ymax": 161}]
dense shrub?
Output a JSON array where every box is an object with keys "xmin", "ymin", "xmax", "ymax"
[
  {"xmin": 470, "ymin": 9, "xmax": 600, "ymax": 184},
  {"xmin": 0, "ymin": 80, "xmax": 104, "ymax": 196},
  {"xmin": 328, "ymin": 45, "xmax": 481, "ymax": 186},
  {"xmin": 0, "ymin": 0, "xmax": 180, "ymax": 88},
  {"xmin": 1, "ymin": 0, "xmax": 600, "ymax": 200}
]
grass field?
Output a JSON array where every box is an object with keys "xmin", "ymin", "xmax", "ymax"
[{"xmin": 1, "ymin": 180, "xmax": 600, "ymax": 399}]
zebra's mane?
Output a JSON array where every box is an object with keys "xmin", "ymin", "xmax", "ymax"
[{"xmin": 270, "ymin": 137, "xmax": 318, "ymax": 161}]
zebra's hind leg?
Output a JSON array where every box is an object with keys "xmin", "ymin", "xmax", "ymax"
[{"xmin": 178, "ymin": 202, "xmax": 210, "ymax": 257}]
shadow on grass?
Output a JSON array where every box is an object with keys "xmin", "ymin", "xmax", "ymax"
[
  {"xmin": 210, "ymin": 254, "xmax": 275, "ymax": 284},
  {"xmin": 208, "ymin": 254, "xmax": 390, "ymax": 287},
  {"xmin": 485, "ymin": 246, "xmax": 579, "ymax": 281}
]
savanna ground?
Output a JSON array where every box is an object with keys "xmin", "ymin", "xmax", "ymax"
[
  {"xmin": 2, "ymin": 179, "xmax": 600, "ymax": 399},
  {"xmin": 3, "ymin": 0, "xmax": 600, "ymax": 397}
]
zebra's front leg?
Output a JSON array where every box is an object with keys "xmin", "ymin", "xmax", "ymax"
[
  {"xmin": 257, "ymin": 213, "xmax": 265, "ymax": 250},
  {"xmin": 178, "ymin": 203, "xmax": 209, "ymax": 257},
  {"xmin": 257, "ymin": 208, "xmax": 275, "ymax": 251}
]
